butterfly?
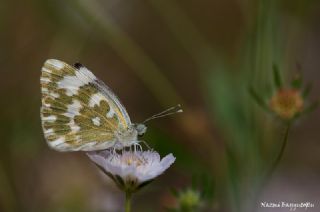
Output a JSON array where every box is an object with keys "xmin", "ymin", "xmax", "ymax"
[{"xmin": 40, "ymin": 59, "xmax": 182, "ymax": 152}]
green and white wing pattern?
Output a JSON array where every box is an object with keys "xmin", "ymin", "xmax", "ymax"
[{"xmin": 40, "ymin": 59, "xmax": 133, "ymax": 151}]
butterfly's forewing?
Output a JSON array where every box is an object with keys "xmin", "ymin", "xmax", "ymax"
[{"xmin": 40, "ymin": 59, "xmax": 132, "ymax": 151}]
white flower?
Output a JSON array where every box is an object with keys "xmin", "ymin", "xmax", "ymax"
[{"xmin": 87, "ymin": 149, "xmax": 175, "ymax": 192}]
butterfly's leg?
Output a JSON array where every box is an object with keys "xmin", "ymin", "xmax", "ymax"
[
  {"xmin": 110, "ymin": 145, "xmax": 116, "ymax": 155},
  {"xmin": 131, "ymin": 142, "xmax": 141, "ymax": 152},
  {"xmin": 111, "ymin": 140, "xmax": 122, "ymax": 155},
  {"xmin": 137, "ymin": 143, "xmax": 142, "ymax": 151},
  {"xmin": 140, "ymin": 140, "xmax": 152, "ymax": 150}
]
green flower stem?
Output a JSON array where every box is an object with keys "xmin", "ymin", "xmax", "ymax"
[
  {"xmin": 148, "ymin": 0, "xmax": 215, "ymax": 71},
  {"xmin": 267, "ymin": 123, "xmax": 291, "ymax": 178},
  {"xmin": 253, "ymin": 123, "xmax": 291, "ymax": 211},
  {"xmin": 125, "ymin": 191, "xmax": 132, "ymax": 212},
  {"xmin": 69, "ymin": 0, "xmax": 183, "ymax": 106}
]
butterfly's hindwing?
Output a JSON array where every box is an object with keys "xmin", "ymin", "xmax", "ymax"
[{"xmin": 40, "ymin": 59, "xmax": 133, "ymax": 151}]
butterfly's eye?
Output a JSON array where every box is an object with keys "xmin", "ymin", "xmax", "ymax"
[
  {"xmin": 138, "ymin": 132, "xmax": 145, "ymax": 137},
  {"xmin": 135, "ymin": 124, "xmax": 147, "ymax": 137}
]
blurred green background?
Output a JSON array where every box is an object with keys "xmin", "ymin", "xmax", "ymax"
[{"xmin": 1, "ymin": 0, "xmax": 320, "ymax": 211}]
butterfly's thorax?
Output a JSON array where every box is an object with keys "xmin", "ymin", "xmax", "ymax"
[{"xmin": 115, "ymin": 125, "xmax": 138, "ymax": 143}]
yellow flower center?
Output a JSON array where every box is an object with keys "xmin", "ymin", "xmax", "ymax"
[
  {"xmin": 121, "ymin": 154, "xmax": 146, "ymax": 167},
  {"xmin": 270, "ymin": 89, "xmax": 304, "ymax": 119}
]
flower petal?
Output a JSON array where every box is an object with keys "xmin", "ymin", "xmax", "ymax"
[
  {"xmin": 87, "ymin": 149, "xmax": 176, "ymax": 192},
  {"xmin": 160, "ymin": 153, "xmax": 176, "ymax": 170}
]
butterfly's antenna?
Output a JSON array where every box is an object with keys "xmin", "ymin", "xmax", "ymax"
[
  {"xmin": 148, "ymin": 104, "xmax": 180, "ymax": 117},
  {"xmin": 143, "ymin": 104, "xmax": 183, "ymax": 123}
]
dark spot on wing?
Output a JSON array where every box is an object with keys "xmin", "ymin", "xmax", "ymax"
[{"xmin": 73, "ymin": 62, "xmax": 83, "ymax": 69}]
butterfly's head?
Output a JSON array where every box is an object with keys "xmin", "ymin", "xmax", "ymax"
[{"xmin": 135, "ymin": 123, "xmax": 147, "ymax": 137}]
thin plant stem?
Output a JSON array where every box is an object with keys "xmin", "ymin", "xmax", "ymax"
[
  {"xmin": 267, "ymin": 123, "xmax": 290, "ymax": 179},
  {"xmin": 252, "ymin": 123, "xmax": 291, "ymax": 212},
  {"xmin": 125, "ymin": 191, "xmax": 132, "ymax": 212},
  {"xmin": 68, "ymin": 0, "xmax": 183, "ymax": 106},
  {"xmin": 148, "ymin": 0, "xmax": 215, "ymax": 71}
]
